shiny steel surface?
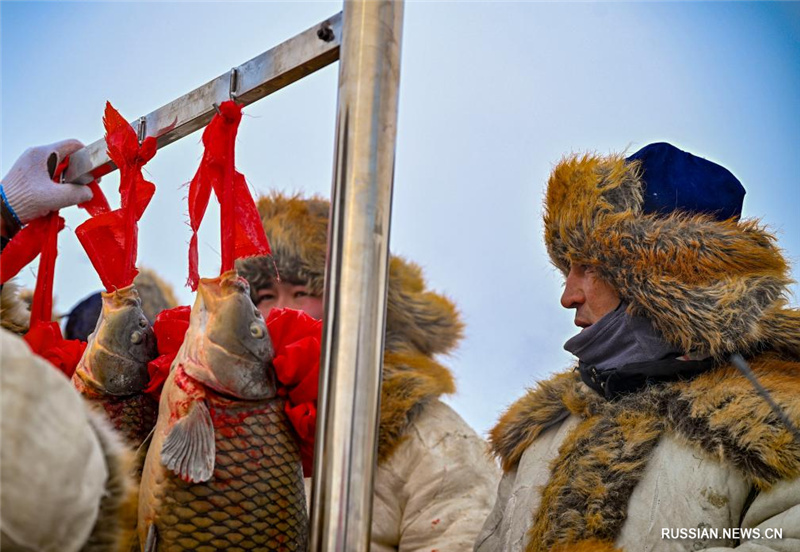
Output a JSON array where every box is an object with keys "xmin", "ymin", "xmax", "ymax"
[
  {"xmin": 63, "ymin": 12, "xmax": 343, "ymax": 185},
  {"xmin": 310, "ymin": 1, "xmax": 404, "ymax": 551}
]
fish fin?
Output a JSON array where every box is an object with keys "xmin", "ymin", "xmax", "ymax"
[
  {"xmin": 160, "ymin": 400, "xmax": 215, "ymax": 483},
  {"xmin": 144, "ymin": 523, "xmax": 157, "ymax": 552}
]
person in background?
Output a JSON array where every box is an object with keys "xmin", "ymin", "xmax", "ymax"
[
  {"xmin": 2, "ymin": 141, "xmax": 136, "ymax": 551},
  {"xmin": 237, "ymin": 192, "xmax": 500, "ymax": 552},
  {"xmin": 475, "ymin": 143, "xmax": 800, "ymax": 552}
]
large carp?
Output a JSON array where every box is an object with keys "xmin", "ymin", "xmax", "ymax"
[
  {"xmin": 138, "ymin": 270, "xmax": 307, "ymax": 551},
  {"xmin": 72, "ymin": 285, "xmax": 158, "ymax": 448}
]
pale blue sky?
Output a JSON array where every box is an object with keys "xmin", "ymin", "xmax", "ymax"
[{"xmin": 2, "ymin": 1, "xmax": 798, "ymax": 436}]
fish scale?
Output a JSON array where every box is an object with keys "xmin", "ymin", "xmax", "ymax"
[
  {"xmin": 141, "ymin": 396, "xmax": 307, "ymax": 551},
  {"xmin": 89, "ymin": 393, "xmax": 158, "ymax": 448}
]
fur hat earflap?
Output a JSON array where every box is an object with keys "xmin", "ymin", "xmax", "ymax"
[{"xmin": 544, "ymin": 143, "xmax": 796, "ymax": 359}]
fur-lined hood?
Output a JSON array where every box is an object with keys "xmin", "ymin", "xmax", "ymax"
[
  {"xmin": 490, "ymin": 354, "xmax": 800, "ymax": 551},
  {"xmin": 544, "ymin": 152, "xmax": 797, "ymax": 359},
  {"xmin": 237, "ymin": 192, "xmax": 464, "ymax": 463}
]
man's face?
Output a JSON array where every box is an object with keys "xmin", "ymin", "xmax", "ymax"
[
  {"xmin": 254, "ymin": 280, "xmax": 325, "ymax": 321},
  {"xmin": 560, "ymin": 264, "xmax": 621, "ymax": 329}
]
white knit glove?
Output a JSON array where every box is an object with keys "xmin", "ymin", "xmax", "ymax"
[{"xmin": 1, "ymin": 139, "xmax": 94, "ymax": 224}]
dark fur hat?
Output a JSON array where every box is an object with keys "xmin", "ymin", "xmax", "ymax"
[{"xmin": 544, "ymin": 147, "xmax": 796, "ymax": 359}]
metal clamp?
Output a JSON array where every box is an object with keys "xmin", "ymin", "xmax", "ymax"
[
  {"xmin": 229, "ymin": 67, "xmax": 239, "ymax": 101},
  {"xmin": 137, "ymin": 116, "xmax": 147, "ymax": 145}
]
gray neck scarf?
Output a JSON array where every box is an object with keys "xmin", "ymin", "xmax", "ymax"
[{"xmin": 563, "ymin": 303, "xmax": 683, "ymax": 371}]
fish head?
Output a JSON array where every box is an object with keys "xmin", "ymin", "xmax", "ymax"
[
  {"xmin": 77, "ymin": 285, "xmax": 157, "ymax": 395},
  {"xmin": 183, "ymin": 270, "xmax": 276, "ymax": 400}
]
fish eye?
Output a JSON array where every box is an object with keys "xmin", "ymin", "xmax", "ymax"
[
  {"xmin": 131, "ymin": 331, "xmax": 143, "ymax": 344},
  {"xmin": 249, "ymin": 322, "xmax": 265, "ymax": 339},
  {"xmin": 138, "ymin": 317, "xmax": 148, "ymax": 328}
]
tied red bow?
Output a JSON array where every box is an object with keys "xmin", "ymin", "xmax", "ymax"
[
  {"xmin": 76, "ymin": 102, "xmax": 156, "ymax": 292},
  {"xmin": 0, "ymin": 156, "xmax": 109, "ymax": 377},
  {"xmin": 187, "ymin": 100, "xmax": 270, "ymax": 290}
]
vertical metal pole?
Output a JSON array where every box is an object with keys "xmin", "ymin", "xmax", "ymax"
[{"xmin": 309, "ymin": 1, "xmax": 404, "ymax": 551}]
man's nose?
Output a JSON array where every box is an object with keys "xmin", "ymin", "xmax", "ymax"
[{"xmin": 560, "ymin": 270, "xmax": 584, "ymax": 309}]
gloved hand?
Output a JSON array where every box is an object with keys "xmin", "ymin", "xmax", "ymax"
[{"xmin": 1, "ymin": 139, "xmax": 94, "ymax": 224}]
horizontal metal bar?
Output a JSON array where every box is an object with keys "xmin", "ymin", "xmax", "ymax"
[{"xmin": 64, "ymin": 11, "xmax": 342, "ymax": 185}]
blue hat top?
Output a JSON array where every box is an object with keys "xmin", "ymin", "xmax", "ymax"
[{"xmin": 626, "ymin": 142, "xmax": 745, "ymax": 221}]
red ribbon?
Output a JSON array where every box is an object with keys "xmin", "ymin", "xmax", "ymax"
[
  {"xmin": 186, "ymin": 101, "xmax": 270, "ymax": 290},
  {"xmin": 21, "ymin": 212, "xmax": 87, "ymax": 378},
  {"xmin": 23, "ymin": 321, "xmax": 87, "ymax": 378},
  {"xmin": 145, "ymin": 305, "xmax": 192, "ymax": 400},
  {"xmin": 75, "ymin": 102, "xmax": 156, "ymax": 291}
]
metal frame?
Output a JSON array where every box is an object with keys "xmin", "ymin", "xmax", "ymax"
[
  {"xmin": 59, "ymin": 3, "xmax": 404, "ymax": 550},
  {"xmin": 311, "ymin": 2, "xmax": 404, "ymax": 550},
  {"xmin": 63, "ymin": 12, "xmax": 343, "ymax": 185}
]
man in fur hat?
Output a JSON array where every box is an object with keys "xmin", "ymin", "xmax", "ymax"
[
  {"xmin": 237, "ymin": 192, "xmax": 500, "ymax": 552},
  {"xmin": 475, "ymin": 143, "xmax": 800, "ymax": 552}
]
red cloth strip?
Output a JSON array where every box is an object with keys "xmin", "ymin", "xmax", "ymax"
[
  {"xmin": 186, "ymin": 101, "xmax": 270, "ymax": 290},
  {"xmin": 75, "ymin": 102, "xmax": 156, "ymax": 292}
]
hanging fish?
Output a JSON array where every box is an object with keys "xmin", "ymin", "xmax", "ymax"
[
  {"xmin": 138, "ymin": 271, "xmax": 307, "ymax": 551},
  {"xmin": 72, "ymin": 285, "xmax": 158, "ymax": 448},
  {"xmin": 72, "ymin": 102, "xmax": 160, "ymax": 449}
]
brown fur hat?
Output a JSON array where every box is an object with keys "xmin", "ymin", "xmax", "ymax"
[
  {"xmin": 544, "ymin": 150, "xmax": 797, "ymax": 359},
  {"xmin": 237, "ymin": 192, "xmax": 329, "ymax": 299},
  {"xmin": 237, "ymin": 192, "xmax": 464, "ymax": 357}
]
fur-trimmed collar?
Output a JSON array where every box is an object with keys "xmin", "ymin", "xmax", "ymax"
[
  {"xmin": 378, "ymin": 350, "xmax": 456, "ymax": 463},
  {"xmin": 489, "ymin": 354, "xmax": 800, "ymax": 551},
  {"xmin": 544, "ymin": 152, "xmax": 796, "ymax": 360}
]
